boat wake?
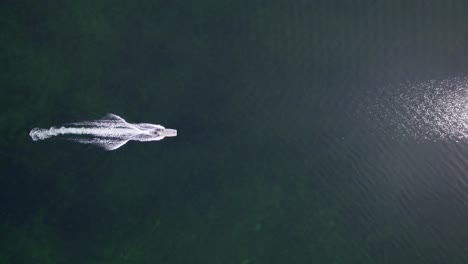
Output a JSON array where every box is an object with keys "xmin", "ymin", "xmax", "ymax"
[{"xmin": 29, "ymin": 113, "xmax": 177, "ymax": 150}]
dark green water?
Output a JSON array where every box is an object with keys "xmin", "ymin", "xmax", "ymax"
[{"xmin": 1, "ymin": 0, "xmax": 468, "ymax": 263}]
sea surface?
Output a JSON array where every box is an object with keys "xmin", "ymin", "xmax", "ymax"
[{"xmin": 1, "ymin": 0, "xmax": 468, "ymax": 263}]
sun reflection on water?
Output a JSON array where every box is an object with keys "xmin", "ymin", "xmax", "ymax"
[{"xmin": 372, "ymin": 77, "xmax": 468, "ymax": 141}]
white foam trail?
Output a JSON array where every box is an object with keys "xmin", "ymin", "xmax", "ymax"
[
  {"xmin": 370, "ymin": 77, "xmax": 468, "ymax": 141},
  {"xmin": 29, "ymin": 113, "xmax": 177, "ymax": 150},
  {"xmin": 30, "ymin": 127, "xmax": 139, "ymax": 140}
]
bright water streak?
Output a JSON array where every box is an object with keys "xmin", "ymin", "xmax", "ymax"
[{"xmin": 29, "ymin": 113, "xmax": 176, "ymax": 150}]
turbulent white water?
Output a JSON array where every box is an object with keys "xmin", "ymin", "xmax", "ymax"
[
  {"xmin": 29, "ymin": 113, "xmax": 177, "ymax": 150},
  {"xmin": 370, "ymin": 77, "xmax": 468, "ymax": 141}
]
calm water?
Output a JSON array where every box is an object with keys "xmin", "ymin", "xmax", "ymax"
[{"xmin": 1, "ymin": 0, "xmax": 468, "ymax": 263}]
